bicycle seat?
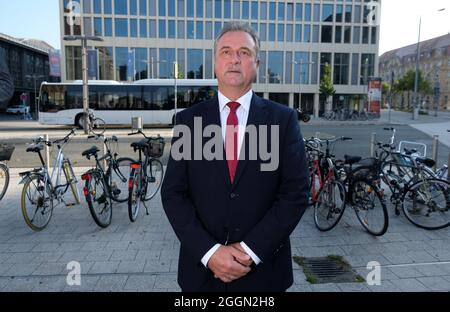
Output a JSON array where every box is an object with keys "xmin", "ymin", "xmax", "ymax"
[
  {"xmin": 26, "ymin": 144, "xmax": 44, "ymax": 153},
  {"xmin": 415, "ymin": 157, "xmax": 435, "ymax": 168},
  {"xmin": 131, "ymin": 139, "xmax": 148, "ymax": 150},
  {"xmin": 82, "ymin": 146, "xmax": 100, "ymax": 157},
  {"xmin": 403, "ymin": 148, "xmax": 418, "ymax": 156},
  {"xmin": 344, "ymin": 155, "xmax": 362, "ymax": 165}
]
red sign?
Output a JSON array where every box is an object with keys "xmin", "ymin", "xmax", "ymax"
[
  {"xmin": 20, "ymin": 93, "xmax": 28, "ymax": 102},
  {"xmin": 367, "ymin": 78, "xmax": 382, "ymax": 115}
]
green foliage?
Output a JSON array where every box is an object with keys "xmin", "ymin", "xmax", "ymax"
[{"xmin": 319, "ymin": 63, "xmax": 335, "ymax": 98}]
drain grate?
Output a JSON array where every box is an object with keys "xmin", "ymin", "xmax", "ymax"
[{"xmin": 293, "ymin": 255, "xmax": 365, "ymax": 284}]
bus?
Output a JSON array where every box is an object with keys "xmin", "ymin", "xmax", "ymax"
[{"xmin": 38, "ymin": 79, "xmax": 218, "ymax": 127}]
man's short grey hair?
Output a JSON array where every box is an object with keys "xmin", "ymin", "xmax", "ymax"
[{"xmin": 214, "ymin": 21, "xmax": 260, "ymax": 60}]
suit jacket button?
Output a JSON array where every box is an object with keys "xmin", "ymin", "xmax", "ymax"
[{"xmin": 230, "ymin": 193, "xmax": 238, "ymax": 199}]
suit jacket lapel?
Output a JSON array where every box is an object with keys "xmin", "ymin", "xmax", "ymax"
[
  {"xmin": 232, "ymin": 93, "xmax": 268, "ymax": 189},
  {"xmin": 204, "ymin": 96, "xmax": 232, "ymax": 190}
]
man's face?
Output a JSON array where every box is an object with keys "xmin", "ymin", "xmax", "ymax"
[{"xmin": 214, "ymin": 31, "xmax": 259, "ymax": 90}]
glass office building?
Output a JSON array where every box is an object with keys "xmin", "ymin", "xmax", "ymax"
[{"xmin": 60, "ymin": 0, "xmax": 380, "ymax": 116}]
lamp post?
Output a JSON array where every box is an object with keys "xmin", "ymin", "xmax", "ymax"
[
  {"xmin": 25, "ymin": 74, "xmax": 46, "ymax": 120},
  {"xmin": 412, "ymin": 8, "xmax": 446, "ymax": 120},
  {"xmin": 63, "ymin": 35, "xmax": 103, "ymax": 134},
  {"xmin": 292, "ymin": 59, "xmax": 314, "ymax": 110}
]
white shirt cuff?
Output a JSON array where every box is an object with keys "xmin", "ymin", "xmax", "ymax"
[
  {"xmin": 240, "ymin": 242, "xmax": 262, "ymax": 265},
  {"xmin": 201, "ymin": 244, "xmax": 221, "ymax": 268}
]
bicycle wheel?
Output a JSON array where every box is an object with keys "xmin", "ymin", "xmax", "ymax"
[
  {"xmin": 84, "ymin": 170, "xmax": 112, "ymax": 228},
  {"xmin": 91, "ymin": 118, "xmax": 106, "ymax": 135},
  {"xmin": 351, "ymin": 179, "xmax": 388, "ymax": 236},
  {"xmin": 0, "ymin": 163, "xmax": 9, "ymax": 201},
  {"xmin": 314, "ymin": 179, "xmax": 346, "ymax": 231},
  {"xmin": 128, "ymin": 168, "xmax": 143, "ymax": 222},
  {"xmin": 143, "ymin": 158, "xmax": 164, "ymax": 201},
  {"xmin": 402, "ymin": 178, "xmax": 450, "ymax": 230},
  {"xmin": 110, "ymin": 157, "xmax": 135, "ymax": 203},
  {"xmin": 21, "ymin": 174, "xmax": 53, "ymax": 231}
]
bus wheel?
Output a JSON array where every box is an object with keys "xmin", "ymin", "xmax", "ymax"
[{"xmin": 75, "ymin": 114, "xmax": 84, "ymax": 129}]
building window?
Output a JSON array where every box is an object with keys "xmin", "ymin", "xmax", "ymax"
[
  {"xmin": 353, "ymin": 26, "xmax": 360, "ymax": 44},
  {"xmin": 83, "ymin": 0, "xmax": 92, "ymax": 14},
  {"xmin": 336, "ymin": 5, "xmax": 343, "ymax": 23},
  {"xmin": 278, "ymin": 2, "xmax": 285, "ymax": 20},
  {"xmin": 149, "ymin": 0, "xmax": 156, "ymax": 16},
  {"xmin": 93, "ymin": 0, "xmax": 102, "ymax": 14},
  {"xmin": 312, "ymin": 25, "xmax": 319, "ymax": 43},
  {"xmin": 294, "ymin": 52, "xmax": 310, "ymax": 84},
  {"xmin": 242, "ymin": 1, "xmax": 249, "ymax": 19},
  {"xmin": 311, "ymin": 52, "xmax": 318, "ymax": 84},
  {"xmin": 98, "ymin": 47, "xmax": 114, "ymax": 80},
  {"xmin": 260, "ymin": 23, "xmax": 267, "ymax": 41},
  {"xmin": 295, "ymin": 24, "xmax": 301, "ymax": 42},
  {"xmin": 196, "ymin": 21, "xmax": 203, "ymax": 39},
  {"xmin": 177, "ymin": 0, "xmax": 185, "ymax": 17},
  {"xmin": 115, "ymin": 0, "xmax": 127, "ymax": 15},
  {"xmin": 354, "ymin": 5, "xmax": 361, "ymax": 23},
  {"xmin": 205, "ymin": 21, "xmax": 212, "ymax": 39},
  {"xmin": 187, "ymin": 49, "xmax": 203, "ymax": 79},
  {"xmin": 285, "ymin": 51, "xmax": 292, "ymax": 84},
  {"xmin": 139, "ymin": 0, "xmax": 147, "ymax": 16},
  {"xmin": 196, "ymin": 0, "xmax": 203, "ymax": 17},
  {"xmin": 351, "ymin": 53, "xmax": 359, "ymax": 85},
  {"xmin": 277, "ymin": 24, "xmax": 284, "ymax": 42},
  {"xmin": 286, "ymin": 24, "xmax": 293, "ymax": 42},
  {"xmin": 206, "ymin": 0, "xmax": 212, "ymax": 18},
  {"xmin": 214, "ymin": 21, "xmax": 222, "ymax": 39},
  {"xmin": 135, "ymin": 47, "xmax": 148, "ymax": 80},
  {"xmin": 269, "ymin": 23, "xmax": 275, "ymax": 41},
  {"xmin": 94, "ymin": 18, "xmax": 102, "ymax": 36},
  {"xmin": 345, "ymin": 5, "xmax": 352, "ymax": 23},
  {"xmin": 371, "ymin": 27, "xmax": 377, "ymax": 44},
  {"xmin": 251, "ymin": 1, "xmax": 258, "ymax": 20},
  {"xmin": 104, "ymin": 0, "xmax": 112, "ymax": 14},
  {"xmin": 149, "ymin": 20, "xmax": 157, "ymax": 37},
  {"xmin": 159, "ymin": 48, "xmax": 176, "ymax": 78},
  {"xmin": 259, "ymin": 50, "xmax": 266, "ymax": 83},
  {"xmin": 304, "ymin": 25, "xmax": 311, "ymax": 42},
  {"xmin": 224, "ymin": 0, "xmax": 231, "ymax": 18},
  {"xmin": 140, "ymin": 19, "xmax": 147, "ymax": 37},
  {"xmin": 66, "ymin": 46, "xmax": 82, "ymax": 80},
  {"xmin": 168, "ymin": 0, "xmax": 175, "ymax": 16},
  {"xmin": 215, "ymin": 0, "xmax": 222, "ymax": 18},
  {"xmin": 159, "ymin": 0, "xmax": 166, "ymax": 16},
  {"xmin": 334, "ymin": 53, "xmax": 349, "ymax": 85},
  {"xmin": 187, "ymin": 21, "xmax": 194, "ymax": 39},
  {"xmin": 187, "ymin": 0, "xmax": 194, "ymax": 17},
  {"xmin": 335, "ymin": 26, "xmax": 342, "ymax": 43},
  {"xmin": 177, "ymin": 20, "xmax": 185, "ymax": 38},
  {"xmin": 104, "ymin": 18, "xmax": 112, "ymax": 36},
  {"xmin": 233, "ymin": 0, "xmax": 240, "ymax": 19},
  {"xmin": 83, "ymin": 17, "xmax": 93, "ymax": 36},
  {"xmin": 268, "ymin": 51, "xmax": 283, "ymax": 84},
  {"xmin": 286, "ymin": 3, "xmax": 293, "ymax": 21},
  {"xmin": 322, "ymin": 4, "xmax": 333, "ymax": 22},
  {"xmin": 205, "ymin": 49, "xmax": 213, "ymax": 79},
  {"xmin": 130, "ymin": 19, "xmax": 138, "ymax": 37},
  {"xmin": 360, "ymin": 54, "xmax": 375, "ymax": 85},
  {"xmin": 177, "ymin": 48, "xmax": 185, "ymax": 78},
  {"xmin": 159, "ymin": 20, "xmax": 166, "ymax": 38},
  {"xmin": 130, "ymin": 0, "xmax": 137, "ymax": 15},
  {"xmin": 260, "ymin": 2, "xmax": 267, "ymax": 20},
  {"xmin": 295, "ymin": 3, "xmax": 302, "ymax": 21},
  {"xmin": 320, "ymin": 53, "xmax": 332, "ymax": 80},
  {"xmin": 269, "ymin": 2, "xmax": 276, "ymax": 20},
  {"xmin": 321, "ymin": 25, "xmax": 332, "ymax": 43},
  {"xmin": 344, "ymin": 26, "xmax": 351, "ymax": 43},
  {"xmin": 115, "ymin": 47, "xmax": 128, "ymax": 81},
  {"xmin": 168, "ymin": 20, "xmax": 176, "ymax": 38},
  {"xmin": 362, "ymin": 26, "xmax": 369, "ymax": 44},
  {"xmin": 115, "ymin": 18, "xmax": 128, "ymax": 37}
]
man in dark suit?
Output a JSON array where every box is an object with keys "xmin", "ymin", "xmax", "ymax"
[
  {"xmin": 0, "ymin": 49, "xmax": 13, "ymax": 104},
  {"xmin": 161, "ymin": 21, "xmax": 309, "ymax": 292}
]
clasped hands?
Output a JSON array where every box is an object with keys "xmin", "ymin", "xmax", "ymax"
[{"xmin": 207, "ymin": 243, "xmax": 253, "ymax": 283}]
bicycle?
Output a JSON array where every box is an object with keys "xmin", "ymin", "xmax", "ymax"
[
  {"xmin": 19, "ymin": 129, "xmax": 81, "ymax": 231},
  {"xmin": 128, "ymin": 130, "xmax": 165, "ymax": 222},
  {"xmin": 81, "ymin": 134, "xmax": 135, "ymax": 228},
  {"xmin": 0, "ymin": 144, "xmax": 15, "ymax": 201},
  {"xmin": 76, "ymin": 110, "xmax": 106, "ymax": 135}
]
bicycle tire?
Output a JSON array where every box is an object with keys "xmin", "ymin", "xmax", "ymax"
[
  {"xmin": 351, "ymin": 179, "xmax": 389, "ymax": 236},
  {"xmin": 128, "ymin": 168, "xmax": 143, "ymax": 222},
  {"xmin": 91, "ymin": 118, "xmax": 106, "ymax": 135},
  {"xmin": 144, "ymin": 158, "xmax": 164, "ymax": 201},
  {"xmin": 21, "ymin": 174, "xmax": 53, "ymax": 231},
  {"xmin": 84, "ymin": 170, "xmax": 112, "ymax": 228},
  {"xmin": 402, "ymin": 178, "xmax": 450, "ymax": 230},
  {"xmin": 110, "ymin": 157, "xmax": 135, "ymax": 203},
  {"xmin": 0, "ymin": 163, "xmax": 9, "ymax": 201},
  {"xmin": 314, "ymin": 179, "xmax": 346, "ymax": 231}
]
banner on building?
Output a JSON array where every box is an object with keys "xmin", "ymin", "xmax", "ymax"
[
  {"xmin": 49, "ymin": 50, "xmax": 61, "ymax": 77},
  {"xmin": 367, "ymin": 77, "xmax": 382, "ymax": 116},
  {"xmin": 87, "ymin": 49, "xmax": 98, "ymax": 79}
]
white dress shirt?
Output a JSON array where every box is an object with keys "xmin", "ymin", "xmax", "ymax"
[{"xmin": 200, "ymin": 90, "xmax": 262, "ymax": 268}]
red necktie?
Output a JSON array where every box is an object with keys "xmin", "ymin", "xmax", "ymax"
[{"xmin": 225, "ymin": 102, "xmax": 240, "ymax": 183}]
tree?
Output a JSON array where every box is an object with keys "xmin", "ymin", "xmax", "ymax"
[
  {"xmin": 393, "ymin": 70, "xmax": 432, "ymax": 108},
  {"xmin": 319, "ymin": 63, "xmax": 335, "ymax": 111}
]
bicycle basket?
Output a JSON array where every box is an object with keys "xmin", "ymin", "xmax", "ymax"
[
  {"xmin": 0, "ymin": 144, "xmax": 15, "ymax": 161},
  {"xmin": 146, "ymin": 137, "xmax": 165, "ymax": 158}
]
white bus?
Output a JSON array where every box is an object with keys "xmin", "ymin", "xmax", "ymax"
[{"xmin": 38, "ymin": 79, "xmax": 218, "ymax": 127}]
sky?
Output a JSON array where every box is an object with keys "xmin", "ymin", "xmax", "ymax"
[{"xmin": 0, "ymin": 0, "xmax": 449, "ymax": 56}]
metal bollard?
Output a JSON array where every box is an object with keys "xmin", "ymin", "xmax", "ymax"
[
  {"xmin": 432, "ymin": 135, "xmax": 438, "ymax": 172},
  {"xmin": 448, "ymin": 153, "xmax": 450, "ymax": 181},
  {"xmin": 370, "ymin": 132, "xmax": 376, "ymax": 157},
  {"xmin": 132, "ymin": 116, "xmax": 143, "ymax": 133},
  {"xmin": 45, "ymin": 134, "xmax": 50, "ymax": 172}
]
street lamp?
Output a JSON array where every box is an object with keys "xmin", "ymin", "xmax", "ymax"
[
  {"xmin": 25, "ymin": 74, "xmax": 46, "ymax": 120},
  {"xmin": 63, "ymin": 35, "xmax": 103, "ymax": 134},
  {"xmin": 412, "ymin": 8, "xmax": 446, "ymax": 120},
  {"xmin": 292, "ymin": 59, "xmax": 314, "ymax": 109}
]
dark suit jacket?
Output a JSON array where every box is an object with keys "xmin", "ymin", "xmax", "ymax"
[
  {"xmin": 161, "ymin": 93, "xmax": 309, "ymax": 292},
  {"xmin": 0, "ymin": 49, "xmax": 13, "ymax": 104}
]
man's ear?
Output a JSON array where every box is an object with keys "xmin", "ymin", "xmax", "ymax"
[{"xmin": 256, "ymin": 59, "xmax": 260, "ymax": 66}]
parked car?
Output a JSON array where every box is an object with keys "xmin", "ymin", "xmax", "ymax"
[{"xmin": 6, "ymin": 104, "xmax": 30, "ymax": 115}]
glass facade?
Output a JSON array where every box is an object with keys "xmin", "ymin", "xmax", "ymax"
[{"xmin": 62, "ymin": 0, "xmax": 381, "ymax": 112}]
